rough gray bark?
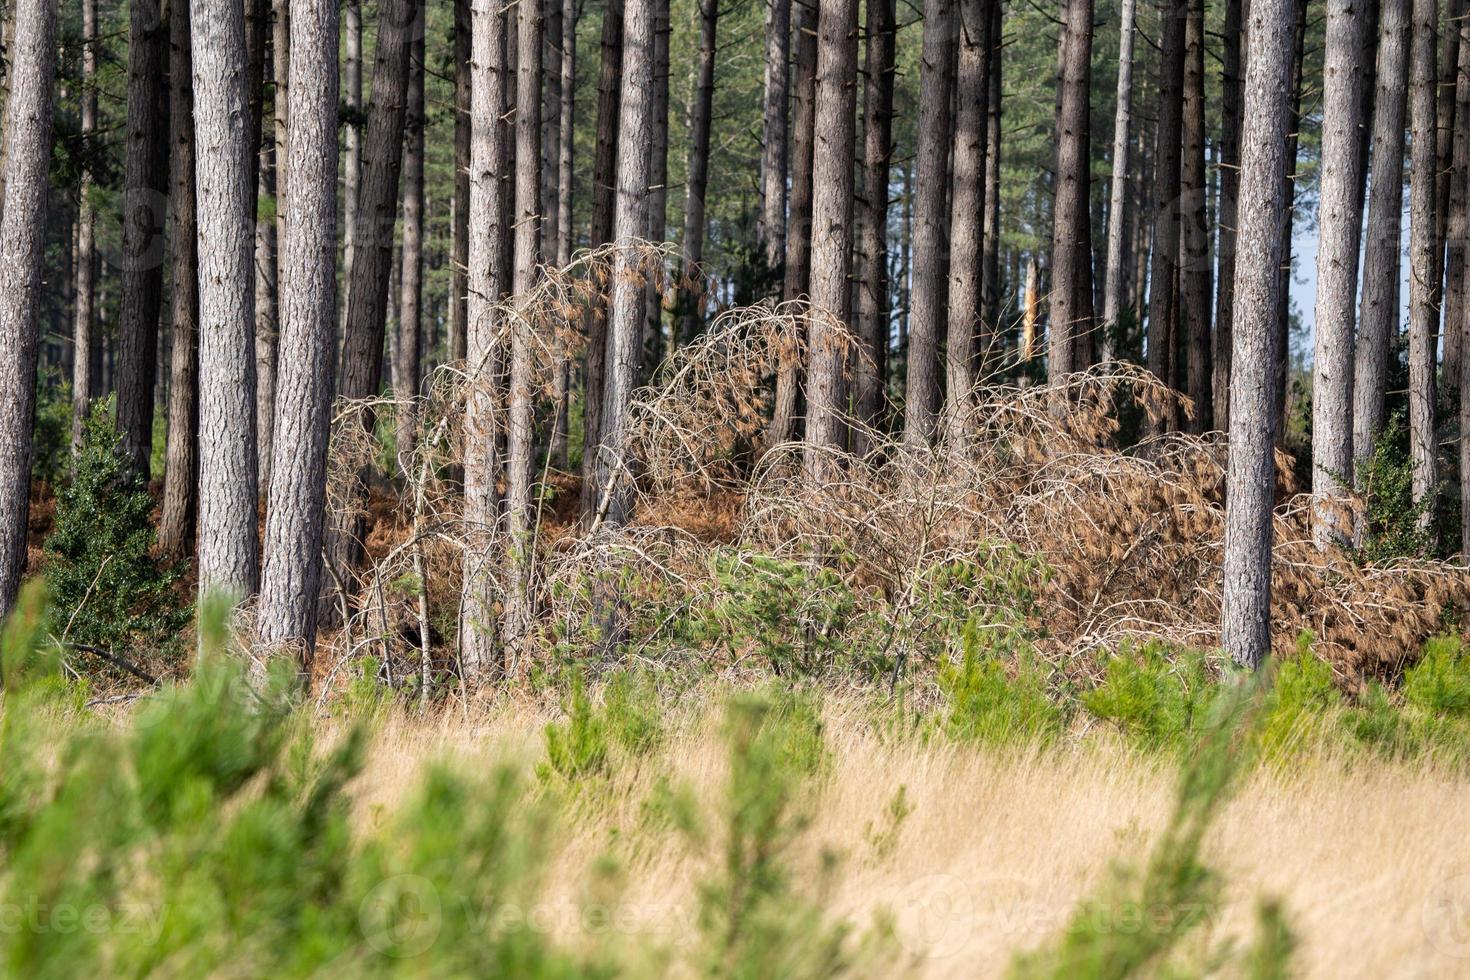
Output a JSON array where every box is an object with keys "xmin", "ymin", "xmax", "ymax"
[
  {"xmin": 461, "ymin": 0, "xmax": 508, "ymax": 678},
  {"xmin": 1311, "ymin": 0, "xmax": 1368, "ymax": 547},
  {"xmin": 550, "ymin": 0, "xmax": 576, "ymax": 469},
  {"xmin": 71, "ymin": 0, "xmax": 98, "ymax": 454},
  {"xmin": 505, "ymin": 0, "xmax": 542, "ymax": 650},
  {"xmin": 1222, "ymin": 0, "xmax": 1296, "ymax": 670},
  {"xmin": 1180, "ymin": 0, "xmax": 1212, "ymax": 431},
  {"xmin": 597, "ymin": 0, "xmax": 654, "ymax": 526},
  {"xmin": 1213, "ymin": 0, "xmax": 1243, "ymax": 424},
  {"xmin": 257, "ymin": 0, "xmax": 338, "ymax": 656},
  {"xmin": 342, "ymin": 0, "xmax": 363, "ymax": 336},
  {"xmin": 451, "ymin": 0, "xmax": 470, "ymax": 364},
  {"xmin": 116, "ymin": 0, "xmax": 171, "ymax": 477},
  {"xmin": 1147, "ymin": 0, "xmax": 1186, "ymax": 413},
  {"xmin": 1047, "ymin": 0, "xmax": 1092, "ymax": 386},
  {"xmin": 1434, "ymin": 0, "xmax": 1462, "ymax": 317},
  {"xmin": 160, "ymin": 0, "xmax": 199, "ymax": 561},
  {"xmin": 759, "ymin": 0, "xmax": 790, "ymax": 278},
  {"xmin": 645, "ymin": 0, "xmax": 670, "ymax": 363},
  {"xmin": 944, "ymin": 0, "xmax": 991, "ymax": 442},
  {"xmin": 0, "ymin": 0, "xmax": 56, "ymax": 619},
  {"xmin": 542, "ymin": 0, "xmax": 563, "ymax": 276},
  {"xmin": 192, "ymin": 0, "xmax": 260, "ymax": 595},
  {"xmin": 579, "ymin": 0, "xmax": 623, "ymax": 513},
  {"xmin": 903, "ymin": 0, "xmax": 956, "ymax": 445},
  {"xmin": 1442, "ymin": 16, "xmax": 1470, "ymax": 407},
  {"xmin": 1353, "ymin": 0, "xmax": 1409, "ymax": 470},
  {"xmin": 981, "ymin": 0, "xmax": 1001, "ymax": 327},
  {"xmin": 767, "ymin": 0, "xmax": 817, "ymax": 446},
  {"xmin": 853, "ymin": 0, "xmax": 894, "ymax": 443},
  {"xmin": 802, "ymin": 0, "xmax": 857, "ymax": 476},
  {"xmin": 1100, "ymin": 0, "xmax": 1135, "ymax": 361},
  {"xmin": 676, "ymin": 0, "xmax": 718, "ymax": 345},
  {"xmin": 256, "ymin": 0, "xmax": 288, "ymax": 500},
  {"xmin": 394, "ymin": 24, "xmax": 426, "ymax": 471},
  {"xmin": 1407, "ymin": 0, "xmax": 1439, "ymax": 530}
]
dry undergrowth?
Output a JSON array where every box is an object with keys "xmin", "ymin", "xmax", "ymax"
[{"xmin": 318, "ymin": 246, "xmax": 1470, "ymax": 694}]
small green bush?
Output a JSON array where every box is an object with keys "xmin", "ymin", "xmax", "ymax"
[
  {"xmin": 937, "ymin": 619, "xmax": 1065, "ymax": 746},
  {"xmin": 1257, "ymin": 637, "xmax": 1341, "ymax": 762},
  {"xmin": 1082, "ymin": 643, "xmax": 1216, "ymax": 750},
  {"xmin": 1353, "ymin": 414, "xmax": 1435, "ymax": 561},
  {"xmin": 42, "ymin": 399, "xmax": 187, "ymax": 658}
]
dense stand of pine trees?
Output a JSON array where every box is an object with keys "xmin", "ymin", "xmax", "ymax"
[{"xmin": 0, "ymin": 0, "xmax": 1466, "ymax": 674}]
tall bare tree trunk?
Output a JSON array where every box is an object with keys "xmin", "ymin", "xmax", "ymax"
[
  {"xmin": 645, "ymin": 0, "xmax": 671, "ymax": 364},
  {"xmin": 193, "ymin": 0, "xmax": 261, "ymax": 595},
  {"xmin": 160, "ymin": 0, "xmax": 199, "ymax": 561},
  {"xmin": 550, "ymin": 0, "xmax": 576, "ymax": 469},
  {"xmin": 1147, "ymin": 0, "xmax": 1186, "ymax": 416},
  {"xmin": 802, "ymin": 0, "xmax": 857, "ymax": 476},
  {"xmin": 853, "ymin": 0, "xmax": 894, "ymax": 444},
  {"xmin": 1100, "ymin": 0, "xmax": 1135, "ymax": 362},
  {"xmin": 1354, "ymin": 0, "xmax": 1409, "ymax": 471},
  {"xmin": 342, "ymin": 0, "xmax": 363, "ymax": 337},
  {"xmin": 759, "ymin": 0, "xmax": 790, "ymax": 279},
  {"xmin": 1311, "ymin": 0, "xmax": 1368, "ymax": 547},
  {"xmin": 505, "ymin": 0, "xmax": 542, "ymax": 654},
  {"xmin": 71, "ymin": 0, "xmax": 98, "ymax": 454},
  {"xmin": 676, "ymin": 0, "xmax": 718, "ymax": 345},
  {"xmin": 1180, "ymin": 0, "xmax": 1212, "ymax": 431},
  {"xmin": 117, "ymin": 0, "xmax": 171, "ymax": 477},
  {"xmin": 768, "ymin": 0, "xmax": 817, "ymax": 446},
  {"xmin": 981, "ymin": 0, "xmax": 1002, "ymax": 327},
  {"xmin": 461, "ymin": 0, "xmax": 508, "ymax": 678},
  {"xmin": 258, "ymin": 0, "xmax": 338, "ymax": 657},
  {"xmin": 579, "ymin": 0, "xmax": 623, "ymax": 513},
  {"xmin": 0, "ymin": 0, "xmax": 56, "ymax": 618},
  {"xmin": 394, "ymin": 23, "xmax": 426, "ymax": 470},
  {"xmin": 1442, "ymin": 15, "xmax": 1470, "ymax": 409},
  {"xmin": 254, "ymin": 17, "xmax": 282, "ymax": 501},
  {"xmin": 451, "ymin": 0, "xmax": 471, "ymax": 363},
  {"xmin": 1048, "ymin": 0, "xmax": 1092, "ymax": 386},
  {"xmin": 1213, "ymin": 0, "xmax": 1243, "ymax": 424},
  {"xmin": 1407, "ymin": 0, "xmax": 1439, "ymax": 531},
  {"xmin": 597, "ymin": 0, "xmax": 654, "ymax": 526},
  {"xmin": 1222, "ymin": 0, "xmax": 1296, "ymax": 670},
  {"xmin": 903, "ymin": 0, "xmax": 956, "ymax": 445},
  {"xmin": 944, "ymin": 0, "xmax": 991, "ymax": 441},
  {"xmin": 542, "ymin": 0, "xmax": 562, "ymax": 277}
]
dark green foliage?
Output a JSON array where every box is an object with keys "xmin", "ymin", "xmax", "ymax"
[
  {"xmin": 1353, "ymin": 414, "xmax": 1435, "ymax": 562},
  {"xmin": 29, "ymin": 373, "xmax": 72, "ymax": 487},
  {"xmin": 42, "ymin": 400, "xmax": 187, "ymax": 657},
  {"xmin": 1082, "ymin": 643, "xmax": 1217, "ymax": 750},
  {"xmin": 937, "ymin": 618, "xmax": 1066, "ymax": 745}
]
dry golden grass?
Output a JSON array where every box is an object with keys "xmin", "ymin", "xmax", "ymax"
[{"xmin": 345, "ymin": 696, "xmax": 1470, "ymax": 978}]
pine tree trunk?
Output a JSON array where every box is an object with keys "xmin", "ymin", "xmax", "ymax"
[
  {"xmin": 903, "ymin": 0, "xmax": 956, "ymax": 445},
  {"xmin": 1311, "ymin": 0, "xmax": 1368, "ymax": 547},
  {"xmin": 542, "ymin": 0, "xmax": 562, "ymax": 276},
  {"xmin": 254, "ymin": 6, "xmax": 285, "ymax": 500},
  {"xmin": 342, "ymin": 0, "xmax": 363, "ymax": 337},
  {"xmin": 193, "ymin": 0, "xmax": 261, "ymax": 595},
  {"xmin": 395, "ymin": 23, "xmax": 426, "ymax": 471},
  {"xmin": 160, "ymin": 0, "xmax": 200, "ymax": 561},
  {"xmin": 1407, "ymin": 0, "xmax": 1440, "ymax": 531},
  {"xmin": 1442, "ymin": 16, "xmax": 1470, "ymax": 409},
  {"xmin": 759, "ymin": 0, "xmax": 790, "ymax": 279},
  {"xmin": 0, "ymin": 0, "xmax": 56, "ymax": 618},
  {"xmin": 258, "ymin": 0, "xmax": 339, "ymax": 656},
  {"xmin": 853, "ymin": 0, "xmax": 894, "ymax": 446},
  {"xmin": 1222, "ymin": 0, "xmax": 1297, "ymax": 670},
  {"xmin": 1354, "ymin": 0, "xmax": 1410, "ymax": 470},
  {"xmin": 1146, "ymin": 0, "xmax": 1186, "ymax": 414},
  {"xmin": 767, "ymin": 0, "xmax": 817, "ymax": 446},
  {"xmin": 71, "ymin": 0, "xmax": 98, "ymax": 455},
  {"xmin": 1213, "ymin": 0, "xmax": 1243, "ymax": 424},
  {"xmin": 1048, "ymin": 0, "xmax": 1092, "ymax": 387},
  {"xmin": 676, "ymin": 0, "xmax": 718, "ymax": 345},
  {"xmin": 1180, "ymin": 0, "xmax": 1212, "ymax": 431},
  {"xmin": 550, "ymin": 0, "xmax": 577, "ymax": 469},
  {"xmin": 461, "ymin": 0, "xmax": 508, "ymax": 678},
  {"xmin": 1100, "ymin": 0, "xmax": 1135, "ymax": 361},
  {"xmin": 645, "ymin": 0, "xmax": 671, "ymax": 364},
  {"xmin": 505, "ymin": 0, "xmax": 542, "ymax": 652},
  {"xmin": 597, "ymin": 0, "xmax": 654, "ymax": 526},
  {"xmin": 116, "ymin": 0, "xmax": 171, "ymax": 477},
  {"xmin": 451, "ymin": 0, "xmax": 470, "ymax": 363},
  {"xmin": 580, "ymin": 0, "xmax": 624, "ymax": 513},
  {"xmin": 981, "ymin": 0, "xmax": 1002, "ymax": 328},
  {"xmin": 1273, "ymin": 0, "xmax": 1307, "ymax": 438},
  {"xmin": 801, "ymin": 0, "xmax": 857, "ymax": 477},
  {"xmin": 944, "ymin": 0, "xmax": 991, "ymax": 442}
]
